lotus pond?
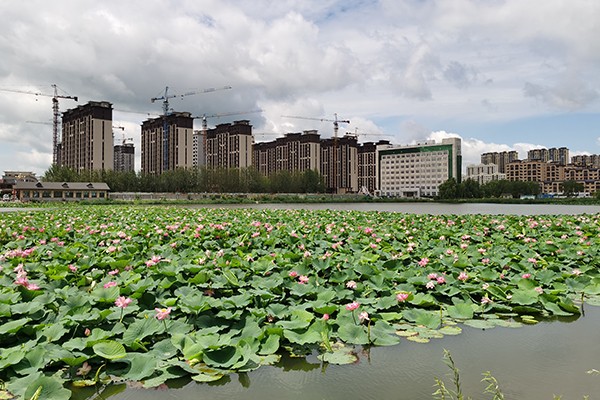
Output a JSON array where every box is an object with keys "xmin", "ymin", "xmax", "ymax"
[{"xmin": 1, "ymin": 207, "xmax": 599, "ymax": 399}]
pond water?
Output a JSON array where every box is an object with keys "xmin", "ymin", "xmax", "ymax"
[
  {"xmin": 81, "ymin": 305, "xmax": 600, "ymax": 400},
  {"xmin": 69, "ymin": 202, "xmax": 600, "ymax": 400},
  {"xmin": 187, "ymin": 201, "xmax": 600, "ymax": 215}
]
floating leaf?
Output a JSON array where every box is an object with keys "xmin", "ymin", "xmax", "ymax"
[{"xmin": 93, "ymin": 341, "xmax": 127, "ymax": 360}]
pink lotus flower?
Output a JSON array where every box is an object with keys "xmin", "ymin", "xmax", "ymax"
[
  {"xmin": 298, "ymin": 275, "xmax": 309, "ymax": 284},
  {"xmin": 534, "ymin": 287, "xmax": 544, "ymax": 294},
  {"xmin": 69, "ymin": 264, "xmax": 78, "ymax": 272},
  {"xmin": 322, "ymin": 314, "xmax": 330, "ymax": 321},
  {"xmin": 346, "ymin": 280, "xmax": 357, "ymax": 289},
  {"xmin": 77, "ymin": 362, "xmax": 92, "ymax": 376},
  {"xmin": 427, "ymin": 273, "xmax": 438, "ymax": 280},
  {"xmin": 396, "ymin": 292, "xmax": 409, "ymax": 302},
  {"xmin": 84, "ymin": 328, "xmax": 91, "ymax": 336},
  {"xmin": 522, "ymin": 273, "xmax": 531, "ymax": 279},
  {"xmin": 26, "ymin": 283, "xmax": 40, "ymax": 290},
  {"xmin": 458, "ymin": 271, "xmax": 468, "ymax": 281},
  {"xmin": 108, "ymin": 269, "xmax": 119, "ymax": 276},
  {"xmin": 115, "ymin": 296, "xmax": 132, "ymax": 308},
  {"xmin": 572, "ymin": 269, "xmax": 582, "ymax": 276},
  {"xmin": 345, "ymin": 301, "xmax": 360, "ymax": 311},
  {"xmin": 288, "ymin": 271, "xmax": 298, "ymax": 278},
  {"xmin": 481, "ymin": 296, "xmax": 492, "ymax": 304},
  {"xmin": 358, "ymin": 311, "xmax": 369, "ymax": 322},
  {"xmin": 426, "ymin": 281, "xmax": 436, "ymax": 289},
  {"xmin": 155, "ymin": 307, "xmax": 172, "ymax": 320},
  {"xmin": 103, "ymin": 281, "xmax": 117, "ymax": 289},
  {"xmin": 436, "ymin": 276, "xmax": 446, "ymax": 284},
  {"xmin": 418, "ymin": 257, "xmax": 429, "ymax": 267}
]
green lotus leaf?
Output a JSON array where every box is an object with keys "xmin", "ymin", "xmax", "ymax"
[
  {"xmin": 446, "ymin": 302, "xmax": 474, "ymax": 320},
  {"xmin": 336, "ymin": 323, "xmax": 369, "ymax": 345},
  {"xmin": 283, "ymin": 325, "xmax": 322, "ymax": 345},
  {"xmin": 93, "ymin": 341, "xmax": 127, "ymax": 360},
  {"xmin": 122, "ymin": 317, "xmax": 162, "ymax": 346},
  {"xmin": 203, "ymin": 346, "xmax": 240, "ymax": 368},
  {"xmin": 191, "ymin": 372, "xmax": 225, "ymax": 382},
  {"xmin": 439, "ymin": 325, "xmax": 462, "ymax": 335},
  {"xmin": 259, "ymin": 334, "xmax": 280, "ymax": 355},
  {"xmin": 406, "ymin": 335, "xmax": 430, "ymax": 343},
  {"xmin": 23, "ymin": 376, "xmax": 71, "ymax": 400},
  {"xmin": 123, "ymin": 353, "xmax": 159, "ymax": 381},
  {"xmin": 0, "ymin": 317, "xmax": 31, "ymax": 335},
  {"xmin": 510, "ymin": 289, "xmax": 539, "ymax": 305},
  {"xmin": 402, "ymin": 309, "xmax": 441, "ymax": 329},
  {"xmin": 463, "ymin": 319, "xmax": 496, "ymax": 329},
  {"xmin": 318, "ymin": 348, "xmax": 358, "ymax": 365}
]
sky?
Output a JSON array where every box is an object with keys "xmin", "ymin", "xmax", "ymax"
[{"xmin": 1, "ymin": 0, "xmax": 599, "ymax": 177}]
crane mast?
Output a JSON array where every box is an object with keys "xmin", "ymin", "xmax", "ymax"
[{"xmin": 0, "ymin": 84, "xmax": 77, "ymax": 166}]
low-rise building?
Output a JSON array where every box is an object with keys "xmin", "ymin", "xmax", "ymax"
[{"xmin": 14, "ymin": 182, "xmax": 110, "ymax": 202}]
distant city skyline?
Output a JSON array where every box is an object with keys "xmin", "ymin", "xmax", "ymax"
[{"xmin": 1, "ymin": 1, "xmax": 599, "ymax": 176}]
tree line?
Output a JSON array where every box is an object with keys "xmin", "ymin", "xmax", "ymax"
[
  {"xmin": 43, "ymin": 165, "xmax": 326, "ymax": 194},
  {"xmin": 437, "ymin": 177, "xmax": 586, "ymax": 199}
]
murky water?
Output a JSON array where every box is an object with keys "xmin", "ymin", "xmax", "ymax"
[{"xmin": 79, "ymin": 306, "xmax": 600, "ymax": 400}]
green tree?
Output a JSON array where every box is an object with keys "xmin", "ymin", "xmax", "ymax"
[
  {"xmin": 561, "ymin": 180, "xmax": 584, "ymax": 197},
  {"xmin": 437, "ymin": 178, "xmax": 459, "ymax": 199}
]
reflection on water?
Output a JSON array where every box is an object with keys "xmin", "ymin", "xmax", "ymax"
[{"xmin": 81, "ymin": 306, "xmax": 600, "ymax": 400}]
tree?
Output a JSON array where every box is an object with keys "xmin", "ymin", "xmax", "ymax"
[
  {"xmin": 437, "ymin": 178, "xmax": 459, "ymax": 199},
  {"xmin": 561, "ymin": 180, "xmax": 584, "ymax": 197}
]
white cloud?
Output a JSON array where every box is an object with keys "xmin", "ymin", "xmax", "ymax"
[{"xmin": 1, "ymin": 0, "xmax": 600, "ymax": 175}]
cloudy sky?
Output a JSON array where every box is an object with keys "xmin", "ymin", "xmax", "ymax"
[{"xmin": 1, "ymin": 0, "xmax": 599, "ymax": 176}]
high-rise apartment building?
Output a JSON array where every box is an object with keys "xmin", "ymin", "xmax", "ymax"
[
  {"xmin": 571, "ymin": 154, "xmax": 600, "ymax": 168},
  {"xmin": 113, "ymin": 140, "xmax": 135, "ymax": 172},
  {"xmin": 141, "ymin": 112, "xmax": 194, "ymax": 175},
  {"xmin": 527, "ymin": 147, "xmax": 569, "ymax": 165},
  {"xmin": 358, "ymin": 140, "xmax": 391, "ymax": 194},
  {"xmin": 60, "ymin": 101, "xmax": 113, "ymax": 171},
  {"xmin": 378, "ymin": 138, "xmax": 462, "ymax": 198},
  {"xmin": 206, "ymin": 120, "xmax": 253, "ymax": 169},
  {"xmin": 466, "ymin": 163, "xmax": 506, "ymax": 185},
  {"xmin": 320, "ymin": 135, "xmax": 359, "ymax": 193},
  {"xmin": 252, "ymin": 130, "xmax": 321, "ymax": 177},
  {"xmin": 481, "ymin": 151, "xmax": 519, "ymax": 173}
]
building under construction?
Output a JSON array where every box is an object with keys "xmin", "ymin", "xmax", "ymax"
[{"xmin": 140, "ymin": 112, "xmax": 194, "ymax": 175}]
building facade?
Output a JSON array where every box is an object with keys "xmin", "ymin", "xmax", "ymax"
[
  {"xmin": 14, "ymin": 181, "xmax": 110, "ymax": 202},
  {"xmin": 378, "ymin": 138, "xmax": 462, "ymax": 198},
  {"xmin": 205, "ymin": 120, "xmax": 253, "ymax": 169},
  {"xmin": 141, "ymin": 112, "xmax": 194, "ymax": 175},
  {"xmin": 527, "ymin": 147, "xmax": 569, "ymax": 165},
  {"xmin": 571, "ymin": 154, "xmax": 600, "ymax": 168},
  {"xmin": 252, "ymin": 131, "xmax": 321, "ymax": 177},
  {"xmin": 465, "ymin": 163, "xmax": 506, "ymax": 185},
  {"xmin": 60, "ymin": 101, "xmax": 114, "ymax": 171},
  {"xmin": 357, "ymin": 140, "xmax": 391, "ymax": 194},
  {"xmin": 320, "ymin": 134, "xmax": 359, "ymax": 193},
  {"xmin": 113, "ymin": 140, "xmax": 135, "ymax": 172},
  {"xmin": 481, "ymin": 151, "xmax": 519, "ymax": 173}
]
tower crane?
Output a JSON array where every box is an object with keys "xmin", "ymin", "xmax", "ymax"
[
  {"xmin": 150, "ymin": 85, "xmax": 232, "ymax": 172},
  {"xmin": 282, "ymin": 113, "xmax": 350, "ymax": 192},
  {"xmin": 281, "ymin": 113, "xmax": 350, "ymax": 140},
  {"xmin": 0, "ymin": 84, "xmax": 78, "ymax": 165}
]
